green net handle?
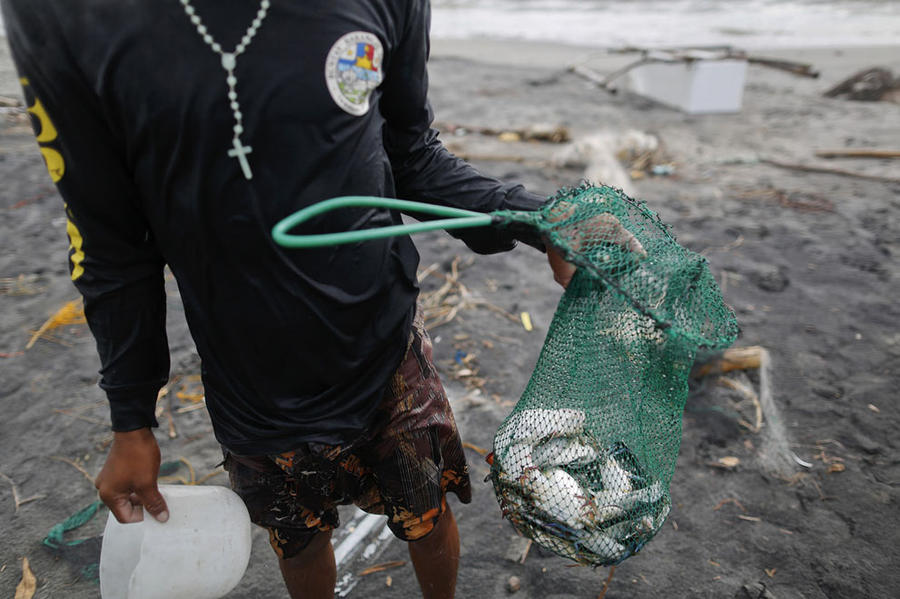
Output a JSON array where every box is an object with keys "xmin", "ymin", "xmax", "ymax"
[{"xmin": 272, "ymin": 196, "xmax": 496, "ymax": 248}]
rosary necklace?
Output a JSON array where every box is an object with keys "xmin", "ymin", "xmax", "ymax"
[{"xmin": 179, "ymin": 0, "xmax": 271, "ymax": 180}]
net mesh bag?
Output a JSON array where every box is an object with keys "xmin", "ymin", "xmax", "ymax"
[{"xmin": 488, "ymin": 184, "xmax": 739, "ymax": 566}]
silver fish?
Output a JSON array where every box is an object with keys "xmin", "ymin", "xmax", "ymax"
[
  {"xmin": 531, "ymin": 528, "xmax": 579, "ymax": 560},
  {"xmin": 498, "ymin": 408, "xmax": 586, "ymax": 446},
  {"xmin": 576, "ymin": 527, "xmax": 627, "ymax": 563},
  {"xmin": 522, "ymin": 467, "xmax": 593, "ymax": 530},
  {"xmin": 619, "ymin": 480, "xmax": 664, "ymax": 513},
  {"xmin": 652, "ymin": 497, "xmax": 672, "ymax": 530},
  {"xmin": 495, "ymin": 442, "xmax": 534, "ymax": 483},
  {"xmin": 532, "ymin": 437, "xmax": 598, "ymax": 469},
  {"xmin": 599, "ymin": 456, "xmax": 634, "ymax": 494},
  {"xmin": 589, "ymin": 488, "xmax": 627, "ymax": 525}
]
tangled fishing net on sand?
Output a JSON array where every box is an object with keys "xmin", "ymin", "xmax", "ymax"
[{"xmin": 487, "ymin": 184, "xmax": 738, "ymax": 566}]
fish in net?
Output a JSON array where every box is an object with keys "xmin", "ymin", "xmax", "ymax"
[{"xmin": 487, "ymin": 184, "xmax": 738, "ymax": 566}]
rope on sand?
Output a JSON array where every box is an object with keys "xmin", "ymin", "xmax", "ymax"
[{"xmin": 43, "ymin": 500, "xmax": 103, "ymax": 549}]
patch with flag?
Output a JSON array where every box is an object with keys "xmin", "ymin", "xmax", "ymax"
[{"xmin": 325, "ymin": 31, "xmax": 384, "ymax": 116}]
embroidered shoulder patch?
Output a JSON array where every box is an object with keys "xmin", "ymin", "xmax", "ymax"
[{"xmin": 324, "ymin": 31, "xmax": 384, "ymax": 116}]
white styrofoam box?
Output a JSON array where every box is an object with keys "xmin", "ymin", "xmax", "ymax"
[{"xmin": 626, "ymin": 58, "xmax": 748, "ymax": 114}]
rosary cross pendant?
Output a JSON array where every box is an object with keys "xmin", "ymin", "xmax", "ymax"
[{"xmin": 228, "ymin": 137, "xmax": 254, "ymax": 180}]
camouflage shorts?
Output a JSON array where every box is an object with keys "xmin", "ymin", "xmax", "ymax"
[{"xmin": 223, "ymin": 309, "xmax": 472, "ymax": 559}]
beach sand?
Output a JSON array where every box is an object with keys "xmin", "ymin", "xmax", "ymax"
[{"xmin": 1, "ymin": 37, "xmax": 899, "ymax": 598}]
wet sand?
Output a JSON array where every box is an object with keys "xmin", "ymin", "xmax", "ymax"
[{"xmin": 1, "ymin": 38, "xmax": 899, "ymax": 598}]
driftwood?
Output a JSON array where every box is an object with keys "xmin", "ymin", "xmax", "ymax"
[
  {"xmin": 597, "ymin": 566, "xmax": 617, "ymax": 599},
  {"xmin": 568, "ymin": 62, "xmax": 650, "ymax": 93},
  {"xmin": 417, "ymin": 256, "xmax": 520, "ymax": 330},
  {"xmin": 434, "ymin": 121, "xmax": 570, "ymax": 143},
  {"xmin": 723, "ymin": 154, "xmax": 900, "ymax": 184},
  {"xmin": 569, "ymin": 47, "xmax": 818, "ymax": 95},
  {"xmin": 760, "ymin": 158, "xmax": 900, "ymax": 184},
  {"xmin": 692, "ymin": 346, "xmax": 764, "ymax": 378},
  {"xmin": 745, "ymin": 56, "xmax": 819, "ymax": 78},
  {"xmin": 693, "ymin": 347, "xmax": 767, "ymax": 434},
  {"xmin": 450, "ymin": 152, "xmax": 545, "ymax": 166},
  {"xmin": 0, "ymin": 472, "xmax": 45, "ymax": 512},
  {"xmin": 824, "ymin": 67, "xmax": 898, "ymax": 101},
  {"xmin": 608, "ymin": 45, "xmax": 818, "ymax": 78},
  {"xmin": 814, "ymin": 149, "xmax": 900, "ymax": 159}
]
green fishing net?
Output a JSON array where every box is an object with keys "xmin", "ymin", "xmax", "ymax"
[
  {"xmin": 487, "ymin": 184, "xmax": 738, "ymax": 566},
  {"xmin": 270, "ymin": 183, "xmax": 738, "ymax": 567}
]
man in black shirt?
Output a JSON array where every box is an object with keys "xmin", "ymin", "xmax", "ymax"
[{"xmin": 3, "ymin": 1, "xmax": 638, "ymax": 597}]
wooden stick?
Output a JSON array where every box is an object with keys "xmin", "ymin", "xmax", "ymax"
[
  {"xmin": 692, "ymin": 346, "xmax": 764, "ymax": 378},
  {"xmin": 49, "ymin": 456, "xmax": 96, "ymax": 486},
  {"xmin": 26, "ymin": 300, "xmax": 85, "ymax": 349},
  {"xmin": 52, "ymin": 409, "xmax": 107, "ymax": 426},
  {"xmin": 746, "ymin": 56, "xmax": 819, "ymax": 78},
  {"xmin": 435, "ymin": 122, "xmax": 570, "ymax": 143},
  {"xmin": 717, "ymin": 377, "xmax": 763, "ymax": 433},
  {"xmin": 469, "ymin": 299, "xmax": 521, "ymax": 324},
  {"xmin": 713, "ymin": 497, "xmax": 747, "ymax": 512},
  {"xmin": 359, "ymin": 561, "xmax": 406, "ymax": 576},
  {"xmin": 157, "ymin": 475, "xmax": 192, "ymax": 486},
  {"xmin": 815, "ymin": 149, "xmax": 900, "ymax": 159},
  {"xmin": 568, "ymin": 59, "xmax": 654, "ymax": 92},
  {"xmin": 178, "ymin": 457, "xmax": 196, "ymax": 484},
  {"xmin": 25, "ymin": 329, "xmax": 73, "ymax": 348},
  {"xmin": 0, "ymin": 471, "xmax": 37, "ymax": 512},
  {"xmin": 453, "ymin": 152, "xmax": 544, "ymax": 166},
  {"xmin": 738, "ymin": 514, "xmax": 763, "ymax": 522},
  {"xmin": 417, "ymin": 262, "xmax": 440, "ymax": 283},
  {"xmin": 461, "ymin": 441, "xmax": 488, "ymax": 456},
  {"xmin": 176, "ymin": 402, "xmax": 206, "ymax": 413},
  {"xmin": 597, "ymin": 565, "xmax": 617, "ymax": 599},
  {"xmin": 195, "ymin": 469, "xmax": 226, "ymax": 485},
  {"xmin": 760, "ymin": 158, "xmax": 900, "ymax": 183},
  {"xmin": 164, "ymin": 385, "xmax": 178, "ymax": 439},
  {"xmin": 519, "ymin": 539, "xmax": 533, "ymax": 564}
]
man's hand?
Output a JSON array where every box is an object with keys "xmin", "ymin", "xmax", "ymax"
[
  {"xmin": 547, "ymin": 245, "xmax": 578, "ymax": 288},
  {"xmin": 95, "ymin": 428, "xmax": 169, "ymax": 523},
  {"xmin": 545, "ymin": 202, "xmax": 646, "ymax": 289}
]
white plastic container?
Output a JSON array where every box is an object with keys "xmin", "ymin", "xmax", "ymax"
[
  {"xmin": 100, "ymin": 485, "xmax": 252, "ymax": 599},
  {"xmin": 627, "ymin": 54, "xmax": 748, "ymax": 114}
]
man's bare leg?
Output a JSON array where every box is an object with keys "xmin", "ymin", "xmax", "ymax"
[
  {"xmin": 279, "ymin": 530, "xmax": 336, "ymax": 599},
  {"xmin": 408, "ymin": 504, "xmax": 460, "ymax": 599}
]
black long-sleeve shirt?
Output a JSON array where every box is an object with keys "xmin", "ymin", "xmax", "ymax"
[{"xmin": 3, "ymin": 0, "xmax": 546, "ymax": 454}]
